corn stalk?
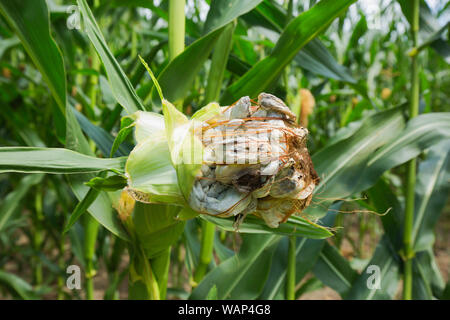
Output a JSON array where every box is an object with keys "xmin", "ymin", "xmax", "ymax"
[{"xmin": 403, "ymin": 0, "xmax": 420, "ymax": 300}]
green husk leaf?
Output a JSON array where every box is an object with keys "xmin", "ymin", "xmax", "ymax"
[
  {"xmin": 125, "ymin": 131, "xmax": 185, "ymax": 205},
  {"xmin": 131, "ymin": 111, "xmax": 166, "ymax": 144},
  {"xmin": 191, "ymin": 102, "xmax": 221, "ymax": 121},
  {"xmin": 133, "ymin": 202, "xmax": 185, "ymax": 259},
  {"xmin": 162, "ymin": 100, "xmax": 203, "ymax": 200}
]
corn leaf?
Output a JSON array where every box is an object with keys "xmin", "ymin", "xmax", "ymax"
[
  {"xmin": 0, "ymin": 147, "xmax": 126, "ymax": 174},
  {"xmin": 412, "ymin": 141, "xmax": 450, "ymax": 252},
  {"xmin": 412, "ymin": 250, "xmax": 446, "ymax": 299},
  {"xmin": 200, "ymin": 214, "xmax": 332, "ymax": 239},
  {"xmin": 258, "ymin": 205, "xmax": 341, "ymax": 299},
  {"xmin": 307, "ymin": 106, "xmax": 405, "ymax": 217},
  {"xmin": 360, "ymin": 113, "xmax": 450, "ymax": 193},
  {"xmin": 296, "ymin": 39, "xmax": 356, "ymax": 83},
  {"xmin": 345, "ymin": 236, "xmax": 401, "ymax": 300},
  {"xmin": 313, "ymin": 241, "xmax": 359, "ymax": 298},
  {"xmin": 85, "ymin": 175, "xmax": 128, "ymax": 192},
  {"xmin": 203, "ymin": 0, "xmax": 263, "ymax": 34},
  {"xmin": 74, "ymin": 109, "xmax": 132, "ymax": 157},
  {"xmin": 0, "ymin": 270, "xmax": 38, "ymax": 300},
  {"xmin": 190, "ymin": 234, "xmax": 280, "ymax": 299},
  {"xmin": 220, "ymin": 0, "xmax": 356, "ymax": 104},
  {"xmin": 242, "ymin": 1, "xmax": 356, "ymax": 83},
  {"xmin": 63, "ymin": 186, "xmax": 101, "ymax": 234},
  {"xmin": 309, "ymin": 110, "xmax": 450, "ymax": 218},
  {"xmin": 0, "ymin": 0, "xmax": 66, "ymax": 112},
  {"xmin": 77, "ymin": 0, "xmax": 144, "ymax": 113}
]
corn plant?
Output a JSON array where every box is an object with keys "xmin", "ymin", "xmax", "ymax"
[{"xmin": 0, "ymin": 0, "xmax": 448, "ymax": 300}]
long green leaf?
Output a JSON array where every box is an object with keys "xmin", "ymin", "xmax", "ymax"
[
  {"xmin": 77, "ymin": 0, "xmax": 144, "ymax": 113},
  {"xmin": 307, "ymin": 106, "xmax": 405, "ymax": 214},
  {"xmin": 201, "ymin": 214, "xmax": 332, "ymax": 239},
  {"xmin": 309, "ymin": 111, "xmax": 450, "ymax": 219},
  {"xmin": 359, "ymin": 113, "xmax": 450, "ymax": 192},
  {"xmin": 0, "ymin": 0, "xmax": 66, "ymax": 112},
  {"xmin": 241, "ymin": 1, "xmax": 355, "ymax": 83},
  {"xmin": 204, "ymin": 21, "xmax": 236, "ymax": 103},
  {"xmin": 412, "ymin": 141, "xmax": 450, "ymax": 252},
  {"xmin": 0, "ymin": 147, "xmax": 126, "ymax": 174},
  {"xmin": 296, "ymin": 39, "xmax": 355, "ymax": 83},
  {"xmin": 75, "ymin": 109, "xmax": 132, "ymax": 157},
  {"xmin": 203, "ymin": 0, "xmax": 263, "ymax": 34},
  {"xmin": 221, "ymin": 0, "xmax": 356, "ymax": 104}
]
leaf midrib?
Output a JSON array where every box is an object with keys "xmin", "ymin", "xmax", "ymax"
[
  {"xmin": 221, "ymin": 235, "xmax": 279, "ymax": 299},
  {"xmin": 411, "ymin": 153, "xmax": 447, "ymax": 245},
  {"xmin": 368, "ymin": 117, "xmax": 450, "ymax": 165}
]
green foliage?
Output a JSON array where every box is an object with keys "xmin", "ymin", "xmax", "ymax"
[
  {"xmin": 0, "ymin": 0, "xmax": 448, "ymax": 301},
  {"xmin": 0, "ymin": 0, "xmax": 66, "ymax": 112}
]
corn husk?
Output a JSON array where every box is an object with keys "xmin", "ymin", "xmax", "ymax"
[{"xmin": 125, "ymin": 107, "xmax": 185, "ymax": 205}]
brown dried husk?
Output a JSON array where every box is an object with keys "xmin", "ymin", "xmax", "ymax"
[{"xmin": 189, "ymin": 93, "xmax": 319, "ymax": 228}]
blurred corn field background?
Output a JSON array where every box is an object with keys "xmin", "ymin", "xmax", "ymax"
[{"xmin": 0, "ymin": 0, "xmax": 449, "ymax": 300}]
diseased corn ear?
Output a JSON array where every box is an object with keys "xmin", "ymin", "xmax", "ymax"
[
  {"xmin": 123, "ymin": 93, "xmax": 319, "ymax": 229},
  {"xmin": 189, "ymin": 93, "xmax": 319, "ymax": 228}
]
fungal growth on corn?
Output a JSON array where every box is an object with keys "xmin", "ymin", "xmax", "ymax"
[{"xmin": 188, "ymin": 93, "xmax": 319, "ymax": 228}]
